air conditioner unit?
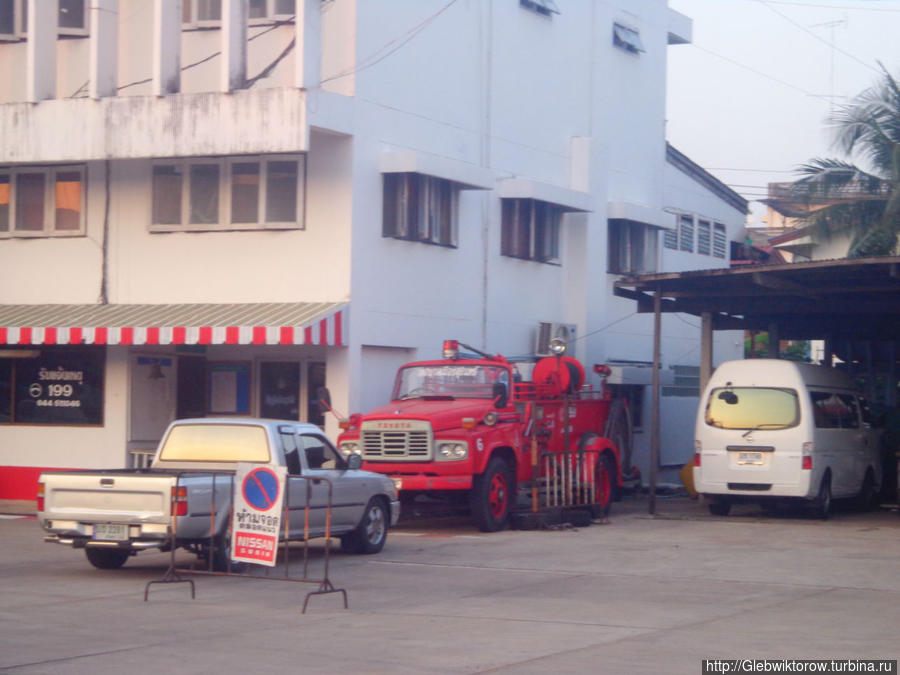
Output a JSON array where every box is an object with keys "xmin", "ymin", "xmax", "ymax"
[{"xmin": 534, "ymin": 322, "xmax": 577, "ymax": 357}]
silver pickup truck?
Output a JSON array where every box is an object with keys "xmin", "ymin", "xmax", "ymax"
[{"xmin": 38, "ymin": 418, "xmax": 400, "ymax": 570}]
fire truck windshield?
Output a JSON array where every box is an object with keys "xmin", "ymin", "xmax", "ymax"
[{"xmin": 394, "ymin": 364, "xmax": 511, "ymax": 400}]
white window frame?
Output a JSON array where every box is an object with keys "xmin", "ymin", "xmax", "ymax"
[
  {"xmin": 183, "ymin": 0, "xmax": 295, "ymax": 28},
  {"xmin": 0, "ymin": 164, "xmax": 87, "ymax": 238},
  {"xmin": 678, "ymin": 214, "xmax": 694, "ymax": 253},
  {"xmin": 150, "ymin": 155, "xmax": 306, "ymax": 232},
  {"xmin": 501, "ymin": 198, "xmax": 562, "ymax": 264},
  {"xmin": 713, "ymin": 222, "xmax": 727, "ymax": 259},
  {"xmin": 0, "ymin": 0, "xmax": 88, "ymax": 41},
  {"xmin": 697, "ymin": 219, "xmax": 711, "ymax": 255}
]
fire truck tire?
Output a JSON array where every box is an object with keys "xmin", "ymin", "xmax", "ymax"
[
  {"xmin": 471, "ymin": 457, "xmax": 513, "ymax": 532},
  {"xmin": 591, "ymin": 452, "xmax": 616, "ymax": 519},
  {"xmin": 604, "ymin": 398, "xmax": 633, "ymax": 482},
  {"xmin": 341, "ymin": 497, "xmax": 389, "ymax": 554},
  {"xmin": 85, "ymin": 548, "xmax": 130, "ymax": 570}
]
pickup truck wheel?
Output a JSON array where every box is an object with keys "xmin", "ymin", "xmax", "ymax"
[
  {"xmin": 85, "ymin": 548, "xmax": 130, "ymax": 570},
  {"xmin": 341, "ymin": 497, "xmax": 388, "ymax": 554},
  {"xmin": 471, "ymin": 457, "xmax": 513, "ymax": 532}
]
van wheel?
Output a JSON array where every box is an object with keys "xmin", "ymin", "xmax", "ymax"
[
  {"xmin": 85, "ymin": 548, "xmax": 130, "ymax": 570},
  {"xmin": 708, "ymin": 500, "xmax": 731, "ymax": 516},
  {"xmin": 855, "ymin": 469, "xmax": 877, "ymax": 512},
  {"xmin": 813, "ymin": 475, "xmax": 832, "ymax": 520}
]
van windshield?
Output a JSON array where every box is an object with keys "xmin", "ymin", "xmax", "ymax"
[{"xmin": 705, "ymin": 387, "xmax": 799, "ymax": 430}]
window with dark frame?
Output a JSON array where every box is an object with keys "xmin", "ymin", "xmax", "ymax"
[
  {"xmin": 382, "ymin": 173, "xmax": 458, "ymax": 247},
  {"xmin": 501, "ymin": 198, "xmax": 561, "ymax": 263},
  {"xmin": 608, "ymin": 219, "xmax": 658, "ymax": 275},
  {"xmin": 663, "ymin": 226, "xmax": 677, "ymax": 250}
]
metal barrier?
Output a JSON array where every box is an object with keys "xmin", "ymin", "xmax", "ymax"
[
  {"xmin": 145, "ymin": 470, "xmax": 347, "ymax": 612},
  {"xmin": 533, "ymin": 449, "xmax": 611, "ymax": 513}
]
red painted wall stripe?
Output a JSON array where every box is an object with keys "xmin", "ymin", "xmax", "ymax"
[
  {"xmin": 253, "ymin": 326, "xmax": 266, "ymax": 344},
  {"xmin": 319, "ymin": 318, "xmax": 328, "ymax": 345},
  {"xmin": 198, "ymin": 326, "xmax": 212, "ymax": 344},
  {"xmin": 120, "ymin": 326, "xmax": 134, "ymax": 345},
  {"xmin": 70, "ymin": 327, "xmax": 82, "ymax": 344},
  {"xmin": 0, "ymin": 326, "xmax": 8, "ymax": 344},
  {"xmin": 279, "ymin": 326, "xmax": 293, "ymax": 344},
  {"xmin": 334, "ymin": 311, "xmax": 343, "ymax": 346},
  {"xmin": 304, "ymin": 325, "xmax": 313, "ymax": 344},
  {"xmin": 43, "ymin": 327, "xmax": 57, "ymax": 344},
  {"xmin": 0, "ymin": 466, "xmax": 68, "ymax": 500},
  {"xmin": 225, "ymin": 326, "xmax": 239, "ymax": 344},
  {"xmin": 18, "ymin": 327, "xmax": 32, "ymax": 345},
  {"xmin": 173, "ymin": 326, "xmax": 186, "ymax": 344},
  {"xmin": 146, "ymin": 326, "xmax": 160, "ymax": 345},
  {"xmin": 94, "ymin": 327, "xmax": 108, "ymax": 344}
]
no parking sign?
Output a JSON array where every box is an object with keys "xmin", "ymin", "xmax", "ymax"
[{"xmin": 231, "ymin": 463, "xmax": 286, "ymax": 566}]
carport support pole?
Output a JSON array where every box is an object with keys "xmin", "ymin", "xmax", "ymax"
[
  {"xmin": 650, "ymin": 291, "xmax": 661, "ymax": 515},
  {"xmin": 700, "ymin": 312, "xmax": 713, "ymax": 394}
]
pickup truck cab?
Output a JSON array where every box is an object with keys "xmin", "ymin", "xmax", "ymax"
[{"xmin": 38, "ymin": 418, "xmax": 400, "ymax": 569}]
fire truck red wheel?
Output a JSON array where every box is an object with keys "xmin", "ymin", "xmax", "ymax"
[
  {"xmin": 591, "ymin": 453, "xmax": 616, "ymax": 519},
  {"xmin": 471, "ymin": 457, "xmax": 513, "ymax": 532}
]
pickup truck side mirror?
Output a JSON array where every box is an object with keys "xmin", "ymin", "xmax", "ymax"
[{"xmin": 346, "ymin": 454, "xmax": 363, "ymax": 470}]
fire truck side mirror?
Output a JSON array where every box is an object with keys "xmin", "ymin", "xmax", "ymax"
[
  {"xmin": 492, "ymin": 382, "xmax": 509, "ymax": 409},
  {"xmin": 315, "ymin": 386, "xmax": 332, "ymax": 413}
]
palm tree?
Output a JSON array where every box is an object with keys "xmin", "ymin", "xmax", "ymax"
[{"xmin": 792, "ymin": 64, "xmax": 900, "ymax": 258}]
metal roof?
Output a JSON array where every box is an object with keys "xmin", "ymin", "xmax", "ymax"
[
  {"xmin": 613, "ymin": 256, "xmax": 900, "ymax": 341},
  {"xmin": 0, "ymin": 301, "xmax": 348, "ymax": 346}
]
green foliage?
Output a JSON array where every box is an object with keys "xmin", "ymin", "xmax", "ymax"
[
  {"xmin": 744, "ymin": 333, "xmax": 810, "ymax": 361},
  {"xmin": 791, "ymin": 65, "xmax": 900, "ymax": 258}
]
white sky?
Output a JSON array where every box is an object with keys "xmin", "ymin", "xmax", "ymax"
[{"xmin": 666, "ymin": 0, "xmax": 900, "ymax": 224}]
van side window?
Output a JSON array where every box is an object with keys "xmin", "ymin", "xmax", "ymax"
[{"xmin": 810, "ymin": 392, "xmax": 859, "ymax": 429}]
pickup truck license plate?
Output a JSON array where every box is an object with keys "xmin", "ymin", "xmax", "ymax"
[
  {"xmin": 738, "ymin": 452, "xmax": 763, "ymax": 465},
  {"xmin": 93, "ymin": 523, "xmax": 129, "ymax": 541}
]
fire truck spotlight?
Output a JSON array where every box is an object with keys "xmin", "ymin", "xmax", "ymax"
[{"xmin": 549, "ymin": 337, "xmax": 567, "ymax": 355}]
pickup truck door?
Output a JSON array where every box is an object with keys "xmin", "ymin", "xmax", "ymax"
[{"xmin": 298, "ymin": 433, "xmax": 366, "ymax": 531}]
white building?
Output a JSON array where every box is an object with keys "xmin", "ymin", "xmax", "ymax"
[{"xmin": 0, "ymin": 0, "xmax": 746, "ymax": 499}]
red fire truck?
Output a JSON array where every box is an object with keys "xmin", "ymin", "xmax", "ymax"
[{"xmin": 336, "ymin": 340, "xmax": 633, "ymax": 531}]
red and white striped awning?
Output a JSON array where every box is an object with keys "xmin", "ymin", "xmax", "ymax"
[{"xmin": 0, "ymin": 302, "xmax": 347, "ymax": 346}]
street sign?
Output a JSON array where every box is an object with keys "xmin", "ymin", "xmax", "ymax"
[{"xmin": 231, "ymin": 463, "xmax": 286, "ymax": 567}]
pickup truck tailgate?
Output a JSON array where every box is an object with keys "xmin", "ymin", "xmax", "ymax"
[{"xmin": 41, "ymin": 471, "xmax": 176, "ymax": 524}]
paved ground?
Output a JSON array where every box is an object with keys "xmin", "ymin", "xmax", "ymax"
[{"xmin": 2, "ymin": 495, "xmax": 899, "ymax": 674}]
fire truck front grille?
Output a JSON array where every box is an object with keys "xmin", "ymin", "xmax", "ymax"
[{"xmin": 361, "ymin": 426, "xmax": 432, "ymax": 461}]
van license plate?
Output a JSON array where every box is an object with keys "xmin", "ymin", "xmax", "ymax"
[
  {"xmin": 738, "ymin": 452, "xmax": 763, "ymax": 465},
  {"xmin": 93, "ymin": 523, "xmax": 129, "ymax": 541}
]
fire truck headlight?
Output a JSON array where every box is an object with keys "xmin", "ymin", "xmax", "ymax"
[
  {"xmin": 436, "ymin": 442, "xmax": 468, "ymax": 461},
  {"xmin": 339, "ymin": 441, "xmax": 361, "ymax": 457}
]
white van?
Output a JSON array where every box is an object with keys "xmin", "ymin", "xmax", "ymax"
[{"xmin": 693, "ymin": 359, "xmax": 881, "ymax": 518}]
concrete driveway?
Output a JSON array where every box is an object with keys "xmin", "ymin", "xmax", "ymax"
[{"xmin": 2, "ymin": 496, "xmax": 898, "ymax": 674}]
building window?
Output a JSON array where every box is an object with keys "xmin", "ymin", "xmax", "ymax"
[
  {"xmin": 608, "ymin": 219, "xmax": 658, "ymax": 275},
  {"xmin": 697, "ymin": 219, "xmax": 711, "ymax": 255},
  {"xmin": 613, "ymin": 22, "xmax": 645, "ymax": 54},
  {"xmin": 0, "ymin": 346, "xmax": 105, "ymax": 426},
  {"xmin": 0, "ymin": 0, "xmax": 87, "ymax": 40},
  {"xmin": 501, "ymin": 198, "xmax": 562, "ymax": 263},
  {"xmin": 383, "ymin": 173, "xmax": 459, "ymax": 247},
  {"xmin": 183, "ymin": 0, "xmax": 294, "ymax": 26},
  {"xmin": 713, "ymin": 222, "xmax": 727, "ymax": 258},
  {"xmin": 520, "ymin": 0, "xmax": 560, "ymax": 17},
  {"xmin": 0, "ymin": 165, "xmax": 86, "ymax": 237},
  {"xmin": 663, "ymin": 227, "xmax": 677, "ymax": 250},
  {"xmin": 150, "ymin": 155, "xmax": 305, "ymax": 231},
  {"xmin": 678, "ymin": 214, "xmax": 694, "ymax": 252}
]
